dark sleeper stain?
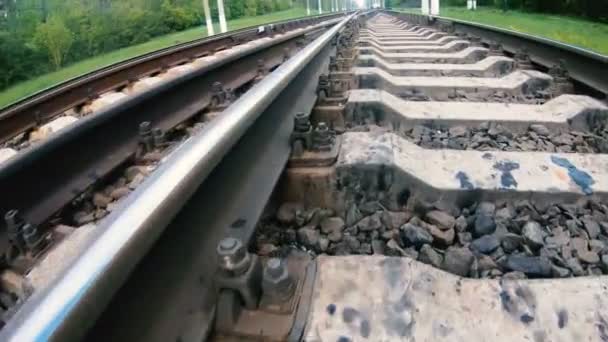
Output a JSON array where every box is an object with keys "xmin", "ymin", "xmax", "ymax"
[
  {"xmin": 598, "ymin": 314, "xmax": 608, "ymax": 342},
  {"xmin": 499, "ymin": 290, "xmax": 516, "ymax": 314},
  {"xmin": 521, "ymin": 313, "xmax": 535, "ymax": 324},
  {"xmin": 493, "ymin": 160, "xmax": 520, "ymax": 189},
  {"xmin": 551, "ymin": 155, "xmax": 595, "ymax": 195},
  {"xmin": 360, "ymin": 319, "xmax": 371, "ymax": 338},
  {"xmin": 337, "ymin": 336, "xmax": 351, "ymax": 342},
  {"xmin": 327, "ymin": 303, "xmax": 337, "ymax": 316},
  {"xmin": 455, "ymin": 171, "xmax": 474, "ymax": 190},
  {"xmin": 342, "ymin": 307, "xmax": 360, "ymax": 323},
  {"xmin": 557, "ymin": 309, "xmax": 568, "ymax": 329}
]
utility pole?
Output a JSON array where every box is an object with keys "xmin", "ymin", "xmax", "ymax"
[
  {"xmin": 217, "ymin": 0, "xmax": 227, "ymax": 33},
  {"xmin": 421, "ymin": 0, "xmax": 429, "ymax": 14},
  {"xmin": 430, "ymin": 0, "xmax": 439, "ymax": 15},
  {"xmin": 202, "ymin": 0, "xmax": 214, "ymax": 36},
  {"xmin": 307, "ymin": 0, "xmax": 310, "ymax": 15},
  {"xmin": 318, "ymin": 0, "xmax": 323, "ymax": 14}
]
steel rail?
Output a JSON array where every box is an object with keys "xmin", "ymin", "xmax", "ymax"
[
  {"xmin": 0, "ymin": 12, "xmax": 349, "ymax": 144},
  {"xmin": 0, "ymin": 12, "xmax": 354, "ymax": 342},
  {"xmin": 386, "ymin": 10, "xmax": 608, "ymax": 97},
  {"xmin": 0, "ymin": 17, "xmax": 340, "ymax": 238}
]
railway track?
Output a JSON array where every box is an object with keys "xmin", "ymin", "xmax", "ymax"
[{"xmin": 1, "ymin": 9, "xmax": 608, "ymax": 342}]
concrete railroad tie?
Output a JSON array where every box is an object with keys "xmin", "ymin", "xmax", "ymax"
[
  {"xmin": 305, "ymin": 256, "xmax": 608, "ymax": 342},
  {"xmin": 337, "ymin": 132, "xmax": 608, "ymax": 201},
  {"xmin": 358, "ymin": 35, "xmax": 459, "ymax": 46},
  {"xmin": 359, "ymin": 32, "xmax": 449, "ymax": 41},
  {"xmin": 356, "ymin": 55, "xmax": 514, "ymax": 77},
  {"xmin": 354, "ymin": 68, "xmax": 552, "ymax": 101},
  {"xmin": 357, "ymin": 40, "xmax": 471, "ymax": 54},
  {"xmin": 345, "ymin": 89, "xmax": 608, "ymax": 133},
  {"xmin": 356, "ymin": 46, "xmax": 489, "ymax": 64}
]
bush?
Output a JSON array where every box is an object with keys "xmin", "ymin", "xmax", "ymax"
[
  {"xmin": 161, "ymin": 0, "xmax": 199, "ymax": 31},
  {"xmin": 0, "ymin": 32, "xmax": 49, "ymax": 89},
  {"xmin": 33, "ymin": 16, "xmax": 74, "ymax": 70}
]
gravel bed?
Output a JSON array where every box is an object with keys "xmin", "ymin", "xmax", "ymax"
[
  {"xmin": 255, "ymin": 198, "xmax": 608, "ymax": 279},
  {"xmin": 350, "ymin": 122, "xmax": 608, "ymax": 153}
]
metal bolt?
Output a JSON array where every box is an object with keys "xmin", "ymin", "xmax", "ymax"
[
  {"xmin": 225, "ymin": 88, "xmax": 236, "ymax": 103},
  {"xmin": 262, "ymin": 258, "xmax": 295, "ymax": 302},
  {"xmin": 5, "ymin": 210, "xmax": 25, "ymax": 253},
  {"xmin": 318, "ymin": 74, "xmax": 329, "ymax": 85},
  {"xmin": 217, "ymin": 237, "xmax": 251, "ymax": 276},
  {"xmin": 548, "ymin": 60, "xmax": 573, "ymax": 96},
  {"xmin": 329, "ymin": 56, "xmax": 338, "ymax": 71},
  {"xmin": 22, "ymin": 223, "xmax": 42, "ymax": 251},
  {"xmin": 266, "ymin": 258, "xmax": 283, "ymax": 278},
  {"xmin": 211, "ymin": 81, "xmax": 223, "ymax": 93},
  {"xmin": 139, "ymin": 121, "xmax": 154, "ymax": 153},
  {"xmin": 152, "ymin": 128, "xmax": 165, "ymax": 148},
  {"xmin": 488, "ymin": 42, "xmax": 503, "ymax": 56},
  {"xmin": 468, "ymin": 35, "xmax": 482, "ymax": 47},
  {"xmin": 313, "ymin": 122, "xmax": 333, "ymax": 151},
  {"xmin": 515, "ymin": 49, "xmax": 534, "ymax": 70},
  {"xmin": 294, "ymin": 112, "xmax": 311, "ymax": 133},
  {"xmin": 210, "ymin": 82, "xmax": 227, "ymax": 108}
]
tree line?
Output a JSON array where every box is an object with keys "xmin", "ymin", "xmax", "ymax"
[{"xmin": 0, "ymin": 0, "xmax": 302, "ymax": 92}]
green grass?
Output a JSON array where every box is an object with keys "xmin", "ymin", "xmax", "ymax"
[
  {"xmin": 0, "ymin": 8, "xmax": 319, "ymax": 109},
  {"xmin": 395, "ymin": 6, "xmax": 608, "ymax": 55}
]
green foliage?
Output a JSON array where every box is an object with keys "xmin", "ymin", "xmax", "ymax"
[
  {"xmin": 0, "ymin": 0, "xmax": 309, "ymax": 93},
  {"xmin": 0, "ymin": 32, "xmax": 49, "ymax": 89},
  {"xmin": 161, "ymin": 0, "xmax": 198, "ymax": 31},
  {"xmin": 33, "ymin": 16, "xmax": 74, "ymax": 69},
  {"xmin": 244, "ymin": 0, "xmax": 258, "ymax": 16}
]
